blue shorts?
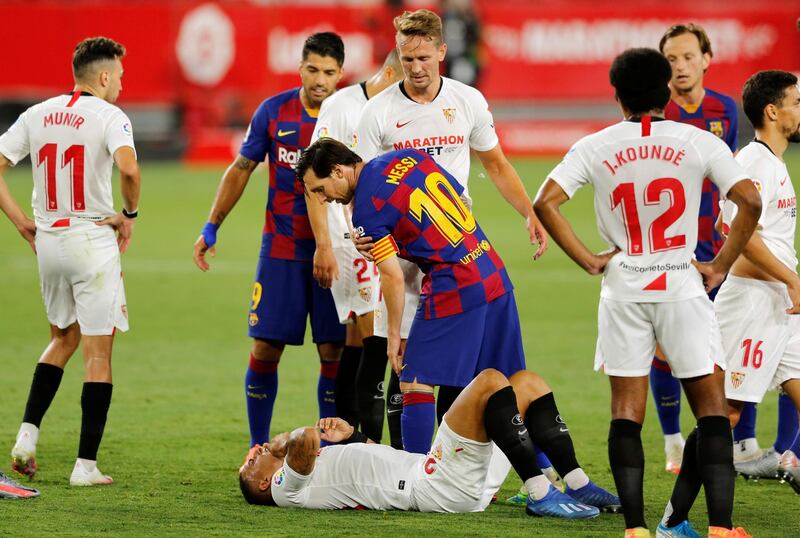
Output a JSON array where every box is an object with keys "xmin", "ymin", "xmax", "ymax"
[
  {"xmin": 401, "ymin": 291, "xmax": 526, "ymax": 387},
  {"xmin": 248, "ymin": 257, "xmax": 345, "ymax": 345}
]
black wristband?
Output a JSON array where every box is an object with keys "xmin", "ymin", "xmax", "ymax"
[
  {"xmin": 122, "ymin": 208, "xmax": 138, "ymax": 219},
  {"xmin": 340, "ymin": 428, "xmax": 369, "ymax": 445}
]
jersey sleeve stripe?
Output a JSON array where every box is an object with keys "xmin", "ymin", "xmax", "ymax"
[{"xmin": 372, "ymin": 235, "xmax": 399, "ymax": 264}]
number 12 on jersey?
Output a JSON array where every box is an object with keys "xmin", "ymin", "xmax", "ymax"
[
  {"xmin": 37, "ymin": 143, "xmax": 85, "ymax": 212},
  {"xmin": 611, "ymin": 178, "xmax": 687, "ymax": 256}
]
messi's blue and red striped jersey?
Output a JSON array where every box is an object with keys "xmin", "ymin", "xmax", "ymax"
[
  {"xmin": 352, "ymin": 149, "xmax": 513, "ymax": 320},
  {"xmin": 239, "ymin": 88, "xmax": 318, "ymax": 261},
  {"xmin": 665, "ymin": 88, "xmax": 738, "ymax": 262}
]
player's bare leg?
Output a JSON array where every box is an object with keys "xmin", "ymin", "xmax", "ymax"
[
  {"xmin": 12, "ymin": 323, "xmax": 81, "ymax": 478},
  {"xmin": 354, "ymin": 311, "xmax": 387, "ymax": 441},
  {"xmin": 661, "ymin": 368, "xmax": 736, "ymax": 534},
  {"xmin": 445, "ymin": 369, "xmax": 602, "ymax": 519},
  {"xmin": 69, "ymin": 334, "xmax": 115, "ymax": 486},
  {"xmin": 246, "ymin": 338, "xmax": 284, "ymax": 447},
  {"xmin": 608, "ymin": 375, "xmax": 649, "ymax": 532}
]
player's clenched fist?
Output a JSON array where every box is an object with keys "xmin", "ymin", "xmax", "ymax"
[{"xmin": 317, "ymin": 417, "xmax": 354, "ymax": 443}]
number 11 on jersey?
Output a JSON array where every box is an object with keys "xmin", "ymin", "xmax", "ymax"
[{"xmin": 37, "ymin": 143, "xmax": 85, "ymax": 212}]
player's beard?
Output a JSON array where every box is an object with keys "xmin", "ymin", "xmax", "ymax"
[{"xmin": 788, "ymin": 128, "xmax": 800, "ymax": 144}]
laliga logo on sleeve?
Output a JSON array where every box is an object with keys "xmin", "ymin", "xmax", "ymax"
[
  {"xmin": 121, "ymin": 122, "xmax": 132, "ymax": 136},
  {"xmin": 272, "ymin": 469, "xmax": 285, "ymax": 487}
]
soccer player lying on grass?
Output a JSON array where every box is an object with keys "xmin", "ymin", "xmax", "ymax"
[{"xmin": 239, "ymin": 368, "xmax": 616, "ymax": 518}]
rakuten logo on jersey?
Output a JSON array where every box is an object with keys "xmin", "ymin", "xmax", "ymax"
[
  {"xmin": 277, "ymin": 145, "xmax": 301, "ymax": 168},
  {"xmin": 393, "ymin": 135, "xmax": 465, "ymax": 157}
]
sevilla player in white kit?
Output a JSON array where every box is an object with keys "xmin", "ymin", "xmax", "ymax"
[
  {"xmin": 716, "ymin": 71, "xmax": 800, "ymax": 493},
  {"xmin": 354, "ymin": 10, "xmax": 548, "ymax": 472},
  {"xmin": 535, "ymin": 49, "xmax": 760, "ymax": 538},
  {"xmin": 239, "ymin": 368, "xmax": 611, "ymax": 519},
  {"xmin": 307, "ymin": 51, "xmax": 403, "ymax": 444},
  {"xmin": 0, "ymin": 37, "xmax": 140, "ymax": 486}
]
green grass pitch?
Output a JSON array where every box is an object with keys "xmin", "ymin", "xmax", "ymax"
[{"xmin": 1, "ymin": 155, "xmax": 799, "ymax": 536}]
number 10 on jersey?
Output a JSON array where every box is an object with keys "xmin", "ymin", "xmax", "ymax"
[{"xmin": 610, "ymin": 178, "xmax": 687, "ymax": 256}]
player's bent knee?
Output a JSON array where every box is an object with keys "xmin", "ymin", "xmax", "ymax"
[
  {"xmin": 473, "ymin": 368, "xmax": 509, "ymax": 394},
  {"xmin": 252, "ymin": 338, "xmax": 284, "ymax": 362},
  {"xmin": 509, "ymin": 370, "xmax": 550, "ymax": 398}
]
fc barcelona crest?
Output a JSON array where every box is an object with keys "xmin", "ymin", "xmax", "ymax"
[
  {"xmin": 708, "ymin": 120, "xmax": 724, "ymax": 139},
  {"xmin": 730, "ymin": 371, "xmax": 746, "ymax": 389},
  {"xmin": 442, "ymin": 107, "xmax": 456, "ymax": 124}
]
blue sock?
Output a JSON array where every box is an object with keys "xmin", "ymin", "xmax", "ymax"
[
  {"xmin": 774, "ymin": 393, "xmax": 800, "ymax": 453},
  {"xmin": 318, "ymin": 360, "xmax": 339, "ymax": 421},
  {"xmin": 401, "ymin": 392, "xmax": 435, "ymax": 454},
  {"xmin": 650, "ymin": 358, "xmax": 682, "ymax": 435},
  {"xmin": 534, "ymin": 444, "xmax": 553, "ymax": 470},
  {"xmin": 733, "ymin": 402, "xmax": 757, "ymax": 441},
  {"xmin": 245, "ymin": 354, "xmax": 279, "ymax": 447}
]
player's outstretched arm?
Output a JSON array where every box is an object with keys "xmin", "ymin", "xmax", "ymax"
[
  {"xmin": 693, "ymin": 179, "xmax": 761, "ymax": 291},
  {"xmin": 377, "ymin": 255, "xmax": 405, "ymax": 374},
  {"xmin": 97, "ymin": 146, "xmax": 140, "ymax": 253},
  {"xmin": 193, "ymin": 155, "xmax": 258, "ymax": 271},
  {"xmin": 475, "ymin": 145, "xmax": 548, "ymax": 260},
  {"xmin": 534, "ymin": 179, "xmax": 619, "ymax": 274},
  {"xmin": 285, "ymin": 427, "xmax": 321, "ymax": 476},
  {"xmin": 0, "ymin": 154, "xmax": 36, "ymax": 253},
  {"xmin": 305, "ymin": 192, "xmax": 339, "ymax": 288}
]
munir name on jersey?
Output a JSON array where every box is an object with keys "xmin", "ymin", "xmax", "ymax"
[{"xmin": 43, "ymin": 112, "xmax": 85, "ymax": 130}]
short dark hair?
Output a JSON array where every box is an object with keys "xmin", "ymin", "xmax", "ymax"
[
  {"xmin": 239, "ymin": 473, "xmax": 274, "ymax": 506},
  {"xmin": 742, "ymin": 70, "xmax": 799, "ymax": 129},
  {"xmin": 659, "ymin": 24, "xmax": 714, "ymax": 57},
  {"xmin": 72, "ymin": 37, "xmax": 126, "ymax": 80},
  {"xmin": 296, "ymin": 139, "xmax": 362, "ymax": 184},
  {"xmin": 302, "ymin": 32, "xmax": 345, "ymax": 67},
  {"xmin": 609, "ymin": 48, "xmax": 672, "ymax": 114}
]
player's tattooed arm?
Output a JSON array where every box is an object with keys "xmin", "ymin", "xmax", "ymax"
[
  {"xmin": 285, "ymin": 427, "xmax": 321, "ymax": 475},
  {"xmin": 208, "ymin": 154, "xmax": 258, "ymax": 225},
  {"xmin": 234, "ymin": 155, "xmax": 257, "ymax": 171}
]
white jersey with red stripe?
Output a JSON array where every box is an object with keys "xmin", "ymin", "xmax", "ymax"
[
  {"xmin": 271, "ymin": 443, "xmax": 424, "ymax": 510},
  {"xmin": 311, "ymin": 83, "xmax": 369, "ymax": 250},
  {"xmin": 0, "ymin": 92, "xmax": 135, "ymax": 229},
  {"xmin": 547, "ymin": 117, "xmax": 748, "ymax": 302},
  {"xmin": 354, "ymin": 77, "xmax": 498, "ymax": 201},
  {"xmin": 722, "ymin": 140, "xmax": 797, "ymax": 271}
]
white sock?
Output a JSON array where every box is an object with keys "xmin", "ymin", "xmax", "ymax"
[
  {"xmin": 16, "ymin": 422, "xmax": 39, "ymax": 446},
  {"xmin": 76, "ymin": 458, "xmax": 97, "ymax": 473},
  {"xmin": 524, "ymin": 475, "xmax": 551, "ymax": 500},
  {"xmin": 563, "ymin": 468, "xmax": 590, "ymax": 490},
  {"xmin": 664, "ymin": 432, "xmax": 684, "ymax": 451},
  {"xmin": 733, "ymin": 437, "xmax": 761, "ymax": 461},
  {"xmin": 661, "ymin": 500, "xmax": 674, "ymax": 526}
]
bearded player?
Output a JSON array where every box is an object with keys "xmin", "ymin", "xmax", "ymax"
[
  {"xmin": 192, "ymin": 33, "xmax": 346, "ymax": 448},
  {"xmin": 307, "ymin": 50, "xmax": 403, "ymax": 444}
]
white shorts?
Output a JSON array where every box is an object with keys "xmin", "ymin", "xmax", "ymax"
[
  {"xmin": 715, "ymin": 275, "xmax": 800, "ymax": 402},
  {"xmin": 374, "ymin": 258, "xmax": 422, "ymax": 339},
  {"xmin": 35, "ymin": 220, "xmax": 128, "ymax": 336},
  {"xmin": 330, "ymin": 245, "xmax": 380, "ymax": 324},
  {"xmin": 412, "ymin": 419, "xmax": 494, "ymax": 513},
  {"xmin": 595, "ymin": 296, "xmax": 723, "ymax": 378}
]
